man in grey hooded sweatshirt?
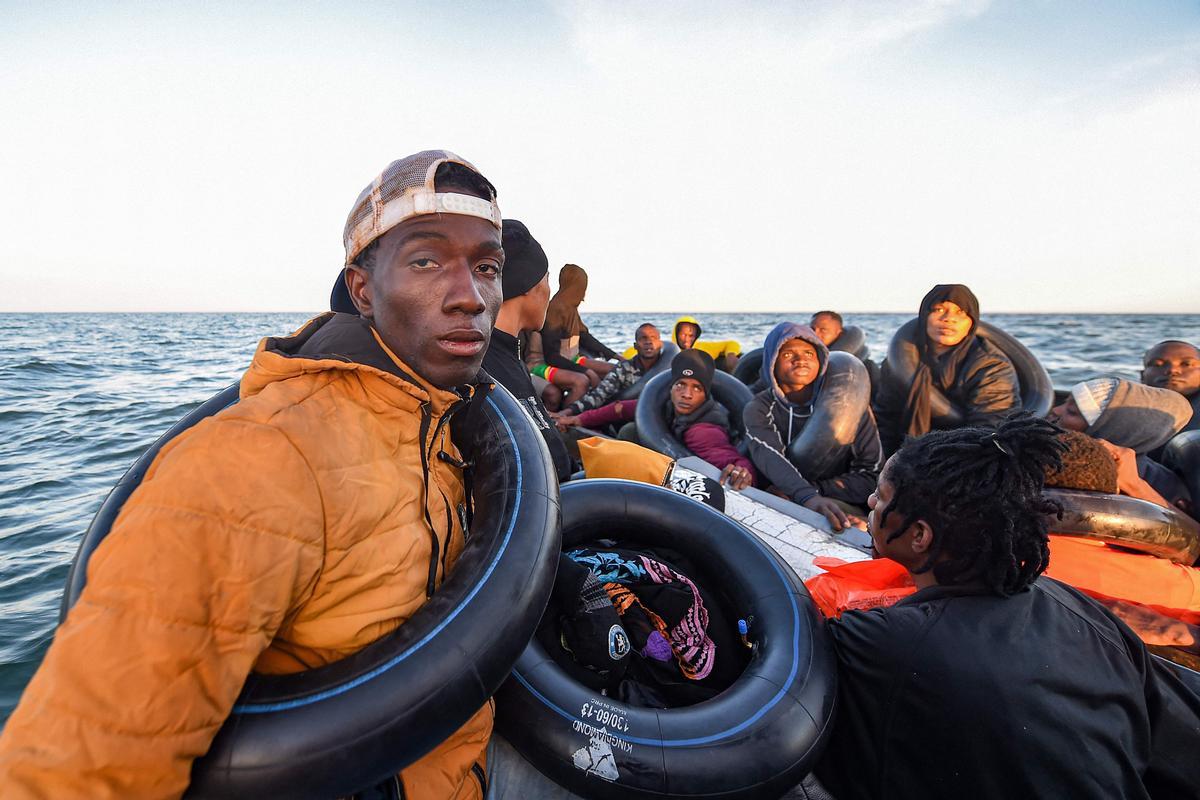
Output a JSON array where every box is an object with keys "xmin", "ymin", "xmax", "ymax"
[{"xmin": 743, "ymin": 322, "xmax": 881, "ymax": 531}]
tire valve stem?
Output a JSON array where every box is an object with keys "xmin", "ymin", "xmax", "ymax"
[{"xmin": 738, "ymin": 618, "xmax": 754, "ymax": 649}]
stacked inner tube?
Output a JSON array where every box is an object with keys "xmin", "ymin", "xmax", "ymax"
[
  {"xmin": 496, "ymin": 479, "xmax": 836, "ymax": 799},
  {"xmin": 1046, "ymin": 488, "xmax": 1200, "ymax": 564},
  {"xmin": 783, "ymin": 352, "xmax": 871, "ymax": 480},
  {"xmin": 733, "ymin": 326, "xmax": 869, "ymax": 387},
  {"xmin": 61, "ymin": 382, "xmax": 561, "ymax": 799},
  {"xmin": 635, "ymin": 370, "xmax": 754, "ymax": 461},
  {"xmin": 616, "ymin": 343, "xmax": 680, "ymax": 401},
  {"xmin": 884, "ymin": 318, "xmax": 1054, "ymax": 421}
]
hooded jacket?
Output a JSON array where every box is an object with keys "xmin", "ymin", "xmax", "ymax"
[
  {"xmin": 671, "ymin": 315, "xmax": 741, "ymax": 360},
  {"xmin": 1074, "ymin": 378, "xmax": 1194, "ymax": 454},
  {"xmin": 0, "ymin": 313, "xmax": 491, "ymax": 800},
  {"xmin": 873, "ymin": 285, "xmax": 1021, "ymax": 456},
  {"xmin": 743, "ymin": 323, "xmax": 881, "ymax": 506},
  {"xmin": 540, "ymin": 265, "xmax": 619, "ymax": 372},
  {"xmin": 817, "ymin": 578, "xmax": 1200, "ymax": 800}
]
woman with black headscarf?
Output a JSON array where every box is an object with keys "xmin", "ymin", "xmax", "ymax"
[{"xmin": 873, "ymin": 284, "xmax": 1021, "ymax": 455}]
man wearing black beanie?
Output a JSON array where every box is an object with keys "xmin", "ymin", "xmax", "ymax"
[{"xmin": 482, "ymin": 219, "xmax": 573, "ymax": 482}]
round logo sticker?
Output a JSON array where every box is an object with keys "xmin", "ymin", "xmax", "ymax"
[{"xmin": 608, "ymin": 624, "xmax": 630, "ymax": 661}]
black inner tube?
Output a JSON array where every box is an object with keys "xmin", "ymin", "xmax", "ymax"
[
  {"xmin": 634, "ymin": 371, "xmax": 754, "ymax": 461},
  {"xmin": 61, "ymin": 382, "xmax": 561, "ymax": 799},
  {"xmin": 884, "ymin": 318, "xmax": 1053, "ymax": 423},
  {"xmin": 1163, "ymin": 430, "xmax": 1200, "ymax": 518},
  {"xmin": 496, "ymin": 479, "xmax": 836, "ymax": 800}
]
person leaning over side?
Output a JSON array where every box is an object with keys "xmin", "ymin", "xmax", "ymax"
[
  {"xmin": 481, "ymin": 219, "xmax": 573, "ymax": 483},
  {"xmin": 815, "ymin": 415, "xmax": 1200, "ymax": 800},
  {"xmin": 539, "ymin": 263, "xmax": 621, "ymax": 380},
  {"xmin": 744, "ymin": 322, "xmax": 880, "ymax": 531},
  {"xmin": 0, "ymin": 151, "xmax": 506, "ymax": 799}
]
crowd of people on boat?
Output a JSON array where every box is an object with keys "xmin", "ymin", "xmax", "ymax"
[{"xmin": 1, "ymin": 149, "xmax": 1198, "ymax": 800}]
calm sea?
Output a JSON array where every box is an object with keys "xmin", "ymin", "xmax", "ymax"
[{"xmin": 2, "ymin": 311, "xmax": 1199, "ymax": 725}]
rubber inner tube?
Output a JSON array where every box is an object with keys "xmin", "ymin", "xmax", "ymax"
[
  {"xmin": 616, "ymin": 343, "xmax": 680, "ymax": 401},
  {"xmin": 495, "ymin": 479, "xmax": 836, "ymax": 800},
  {"xmin": 61, "ymin": 382, "xmax": 561, "ymax": 799},
  {"xmin": 828, "ymin": 325, "xmax": 868, "ymax": 361},
  {"xmin": 1045, "ymin": 487, "xmax": 1200, "ymax": 564},
  {"xmin": 1163, "ymin": 430, "xmax": 1200, "ymax": 517},
  {"xmin": 634, "ymin": 370, "xmax": 754, "ymax": 461},
  {"xmin": 732, "ymin": 347, "xmax": 763, "ymax": 386},
  {"xmin": 784, "ymin": 352, "xmax": 871, "ymax": 480},
  {"xmin": 884, "ymin": 318, "xmax": 1053, "ymax": 424}
]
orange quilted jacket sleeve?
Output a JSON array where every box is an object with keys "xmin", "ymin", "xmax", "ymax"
[{"xmin": 0, "ymin": 416, "xmax": 324, "ymax": 799}]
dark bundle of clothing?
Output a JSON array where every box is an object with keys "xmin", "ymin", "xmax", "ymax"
[{"xmin": 540, "ymin": 545, "xmax": 746, "ymax": 707}]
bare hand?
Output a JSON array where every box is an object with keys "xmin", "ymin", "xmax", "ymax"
[
  {"xmin": 720, "ymin": 463, "xmax": 753, "ymax": 491},
  {"xmin": 585, "ymin": 369, "xmax": 600, "ymax": 388},
  {"xmin": 554, "ymin": 413, "xmax": 580, "ymax": 431},
  {"xmin": 804, "ymin": 496, "xmax": 852, "ymax": 531},
  {"xmin": 1096, "ymin": 439, "xmax": 1144, "ymax": 494}
]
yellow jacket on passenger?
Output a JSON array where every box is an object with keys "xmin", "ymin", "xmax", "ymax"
[{"xmin": 0, "ymin": 313, "xmax": 491, "ymax": 800}]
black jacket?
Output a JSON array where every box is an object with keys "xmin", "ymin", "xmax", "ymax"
[
  {"xmin": 873, "ymin": 336, "xmax": 1020, "ymax": 456},
  {"xmin": 482, "ymin": 328, "xmax": 573, "ymax": 482},
  {"xmin": 816, "ymin": 578, "xmax": 1200, "ymax": 800}
]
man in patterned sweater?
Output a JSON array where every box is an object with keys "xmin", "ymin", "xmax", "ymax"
[{"xmin": 554, "ymin": 323, "xmax": 664, "ymax": 420}]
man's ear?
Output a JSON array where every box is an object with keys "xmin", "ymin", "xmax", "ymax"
[
  {"xmin": 344, "ymin": 265, "xmax": 374, "ymax": 320},
  {"xmin": 909, "ymin": 520, "xmax": 935, "ymax": 555}
]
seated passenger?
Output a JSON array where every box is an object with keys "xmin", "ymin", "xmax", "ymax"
[
  {"xmin": 1142, "ymin": 340, "xmax": 1200, "ymax": 436},
  {"xmin": 554, "ymin": 323, "xmax": 664, "ymax": 420},
  {"xmin": 744, "ymin": 323, "xmax": 880, "ymax": 531},
  {"xmin": 1049, "ymin": 377, "xmax": 1193, "ymax": 514},
  {"xmin": 673, "ymin": 315, "xmax": 740, "ymax": 372},
  {"xmin": 539, "ymin": 263, "xmax": 620, "ymax": 380},
  {"xmin": 482, "ymin": 219, "xmax": 573, "ymax": 482},
  {"xmin": 873, "ymin": 284, "xmax": 1020, "ymax": 456},
  {"xmin": 524, "ymin": 329, "xmax": 589, "ymax": 410},
  {"xmin": 815, "ymin": 415, "xmax": 1200, "ymax": 800},
  {"xmin": 811, "ymin": 309, "xmax": 881, "ymax": 398},
  {"xmin": 664, "ymin": 350, "xmax": 755, "ymax": 489}
]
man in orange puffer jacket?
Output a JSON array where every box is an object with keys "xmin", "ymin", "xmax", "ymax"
[{"xmin": 0, "ymin": 151, "xmax": 506, "ymax": 799}]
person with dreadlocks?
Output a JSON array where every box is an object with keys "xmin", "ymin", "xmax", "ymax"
[
  {"xmin": 873, "ymin": 284, "xmax": 1021, "ymax": 456},
  {"xmin": 814, "ymin": 414, "xmax": 1200, "ymax": 800}
]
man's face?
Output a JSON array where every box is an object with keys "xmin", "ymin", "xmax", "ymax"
[
  {"xmin": 1048, "ymin": 396, "xmax": 1089, "ymax": 432},
  {"xmin": 773, "ymin": 338, "xmax": 819, "ymax": 392},
  {"xmin": 1142, "ymin": 342, "xmax": 1200, "ymax": 398},
  {"xmin": 676, "ymin": 323, "xmax": 700, "ymax": 349},
  {"xmin": 524, "ymin": 274, "xmax": 551, "ymax": 333},
  {"xmin": 635, "ymin": 326, "xmax": 663, "ymax": 361},
  {"xmin": 670, "ymin": 377, "xmax": 706, "ymax": 416},
  {"xmin": 925, "ymin": 301, "xmax": 972, "ymax": 348},
  {"xmin": 347, "ymin": 214, "xmax": 503, "ymax": 388},
  {"xmin": 810, "ymin": 315, "xmax": 842, "ymax": 347}
]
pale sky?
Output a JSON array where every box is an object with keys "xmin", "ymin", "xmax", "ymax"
[{"xmin": 2, "ymin": 1, "xmax": 1198, "ymax": 313}]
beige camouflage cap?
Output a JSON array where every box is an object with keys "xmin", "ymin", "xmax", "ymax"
[{"xmin": 342, "ymin": 150, "xmax": 501, "ymax": 266}]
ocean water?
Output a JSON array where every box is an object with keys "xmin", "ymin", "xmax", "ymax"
[{"xmin": 2, "ymin": 311, "xmax": 1198, "ymax": 726}]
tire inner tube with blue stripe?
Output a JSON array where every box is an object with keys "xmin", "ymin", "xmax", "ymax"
[
  {"xmin": 60, "ymin": 381, "xmax": 561, "ymax": 799},
  {"xmin": 634, "ymin": 370, "xmax": 754, "ymax": 461},
  {"xmin": 496, "ymin": 479, "xmax": 836, "ymax": 800},
  {"xmin": 885, "ymin": 318, "xmax": 1054, "ymax": 421}
]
